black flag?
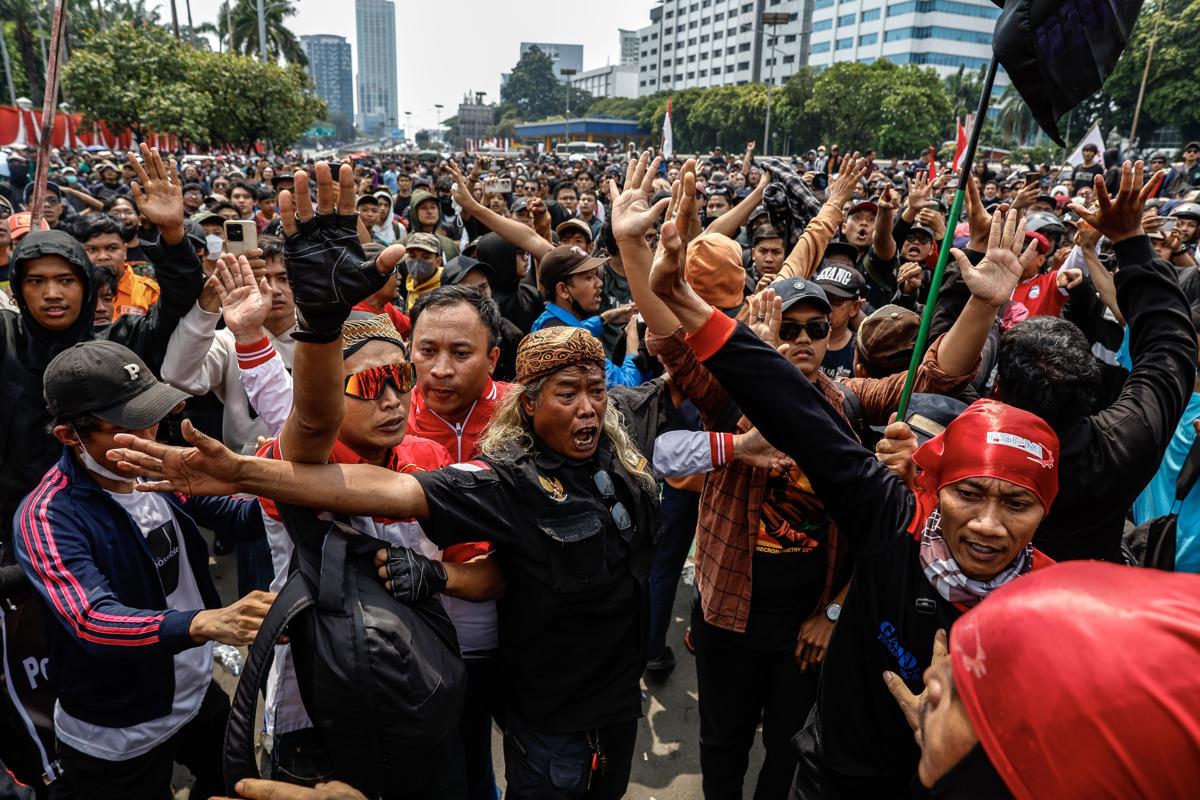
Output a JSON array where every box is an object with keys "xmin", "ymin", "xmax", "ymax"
[{"xmin": 993, "ymin": 0, "xmax": 1145, "ymax": 145}]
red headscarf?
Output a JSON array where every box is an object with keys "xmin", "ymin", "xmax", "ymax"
[
  {"xmin": 908, "ymin": 399, "xmax": 1059, "ymax": 534},
  {"xmin": 950, "ymin": 561, "xmax": 1200, "ymax": 799}
]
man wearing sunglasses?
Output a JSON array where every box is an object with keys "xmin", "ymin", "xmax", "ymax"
[{"xmin": 111, "ymin": 326, "xmax": 663, "ymax": 800}]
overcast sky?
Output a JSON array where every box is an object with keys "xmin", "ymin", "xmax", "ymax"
[{"xmin": 179, "ymin": 0, "xmax": 652, "ymax": 129}]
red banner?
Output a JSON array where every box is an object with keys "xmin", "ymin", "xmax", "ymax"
[{"xmin": 0, "ymin": 104, "xmax": 177, "ymax": 151}]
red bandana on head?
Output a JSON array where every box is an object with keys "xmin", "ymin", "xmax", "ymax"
[{"xmin": 907, "ymin": 399, "xmax": 1060, "ymax": 534}]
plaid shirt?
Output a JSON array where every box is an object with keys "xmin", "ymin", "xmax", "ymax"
[{"xmin": 648, "ymin": 329, "xmax": 976, "ymax": 633}]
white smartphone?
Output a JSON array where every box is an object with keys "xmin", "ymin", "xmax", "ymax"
[{"xmin": 223, "ymin": 219, "xmax": 257, "ymax": 255}]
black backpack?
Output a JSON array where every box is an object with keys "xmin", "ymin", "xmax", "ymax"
[
  {"xmin": 223, "ymin": 501, "xmax": 466, "ymax": 796},
  {"xmin": 1122, "ymin": 434, "xmax": 1200, "ymax": 571}
]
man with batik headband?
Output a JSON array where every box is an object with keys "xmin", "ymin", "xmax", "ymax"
[
  {"xmin": 647, "ymin": 200, "xmax": 1062, "ymax": 798},
  {"xmin": 111, "ymin": 315, "xmax": 663, "ymax": 799}
]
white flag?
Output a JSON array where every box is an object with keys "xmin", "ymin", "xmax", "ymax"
[
  {"xmin": 662, "ymin": 97, "xmax": 673, "ymax": 159},
  {"xmin": 1066, "ymin": 122, "xmax": 1106, "ymax": 168}
]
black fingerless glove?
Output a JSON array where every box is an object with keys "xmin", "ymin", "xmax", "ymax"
[
  {"xmin": 284, "ymin": 213, "xmax": 394, "ymax": 343},
  {"xmin": 383, "ymin": 546, "xmax": 448, "ymax": 603}
]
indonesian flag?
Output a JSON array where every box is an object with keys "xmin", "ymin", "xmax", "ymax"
[
  {"xmin": 662, "ymin": 97, "xmax": 673, "ymax": 159},
  {"xmin": 928, "ymin": 145, "xmax": 937, "ymax": 181},
  {"xmin": 952, "ymin": 117, "xmax": 968, "ymax": 172}
]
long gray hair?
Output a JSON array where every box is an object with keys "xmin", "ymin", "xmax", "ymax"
[{"xmin": 477, "ymin": 376, "xmax": 657, "ymax": 493}]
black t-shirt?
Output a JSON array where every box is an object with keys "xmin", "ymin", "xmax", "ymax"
[
  {"xmin": 749, "ymin": 468, "xmax": 833, "ymax": 646},
  {"xmin": 821, "ymin": 333, "xmax": 856, "ymax": 381},
  {"xmin": 1072, "ymin": 162, "xmax": 1104, "ymax": 193},
  {"xmin": 413, "ymin": 442, "xmax": 652, "ymax": 733}
]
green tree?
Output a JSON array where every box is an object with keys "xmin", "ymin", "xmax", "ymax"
[
  {"xmin": 996, "ymin": 84, "xmax": 1038, "ymax": 147},
  {"xmin": 1096, "ymin": 0, "xmax": 1200, "ymax": 143},
  {"xmin": 875, "ymin": 63, "xmax": 954, "ymax": 155},
  {"xmin": 0, "ymin": 3, "xmax": 44, "ymax": 101},
  {"xmin": 778, "ymin": 66, "xmax": 821, "ymax": 151},
  {"xmin": 192, "ymin": 50, "xmax": 324, "ymax": 150},
  {"xmin": 62, "ymin": 22, "xmax": 212, "ymax": 144},
  {"xmin": 500, "ymin": 46, "xmax": 591, "ymax": 120},
  {"xmin": 805, "ymin": 62, "xmax": 889, "ymax": 150},
  {"xmin": 944, "ymin": 64, "xmax": 987, "ymax": 121},
  {"xmin": 228, "ymin": 0, "xmax": 306, "ymax": 65}
]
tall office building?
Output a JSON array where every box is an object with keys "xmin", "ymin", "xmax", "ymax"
[
  {"xmin": 807, "ymin": 0, "xmax": 1007, "ymax": 92},
  {"xmin": 520, "ymin": 42, "xmax": 585, "ymax": 81},
  {"xmin": 619, "ymin": 29, "xmax": 640, "ymax": 65},
  {"xmin": 636, "ymin": 0, "xmax": 1006, "ymax": 97},
  {"xmin": 355, "ymin": 0, "xmax": 398, "ymax": 136},
  {"xmin": 300, "ymin": 34, "xmax": 354, "ymax": 119}
]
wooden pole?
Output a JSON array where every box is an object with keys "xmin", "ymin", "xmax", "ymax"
[{"xmin": 29, "ymin": 0, "xmax": 69, "ymax": 227}]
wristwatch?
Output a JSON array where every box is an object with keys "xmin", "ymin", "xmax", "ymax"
[{"xmin": 825, "ymin": 602, "xmax": 842, "ymax": 623}]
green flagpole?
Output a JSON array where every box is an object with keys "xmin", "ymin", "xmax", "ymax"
[{"xmin": 896, "ymin": 55, "xmax": 999, "ymax": 419}]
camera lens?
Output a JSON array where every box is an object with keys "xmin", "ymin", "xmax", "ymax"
[{"xmin": 228, "ymin": 226, "xmax": 242, "ymax": 241}]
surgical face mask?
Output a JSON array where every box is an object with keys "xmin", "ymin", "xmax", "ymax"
[
  {"xmin": 205, "ymin": 234, "xmax": 224, "ymax": 257},
  {"xmin": 406, "ymin": 257, "xmax": 436, "ymax": 284},
  {"xmin": 73, "ymin": 429, "xmax": 128, "ymax": 482}
]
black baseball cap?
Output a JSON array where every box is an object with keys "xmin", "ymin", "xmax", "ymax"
[
  {"xmin": 44, "ymin": 340, "xmax": 189, "ymax": 429},
  {"xmin": 904, "ymin": 393, "xmax": 969, "ymax": 445},
  {"xmin": 822, "ymin": 240, "xmax": 861, "ymax": 265},
  {"xmin": 814, "ymin": 264, "xmax": 867, "ymax": 300},
  {"xmin": 442, "ymin": 255, "xmax": 493, "ymax": 286},
  {"xmin": 769, "ymin": 276, "xmax": 832, "ymax": 315}
]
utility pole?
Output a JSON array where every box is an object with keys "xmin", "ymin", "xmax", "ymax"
[
  {"xmin": 1130, "ymin": 5, "xmax": 1162, "ymax": 146},
  {"xmin": 256, "ymin": 0, "xmax": 268, "ymax": 62},
  {"xmin": 561, "ymin": 67, "xmax": 577, "ymax": 145},
  {"xmin": 750, "ymin": 12, "xmax": 790, "ymax": 156},
  {"xmin": 169, "ymin": 0, "xmax": 181, "ymax": 40},
  {"xmin": 434, "ymin": 104, "xmax": 444, "ymax": 144}
]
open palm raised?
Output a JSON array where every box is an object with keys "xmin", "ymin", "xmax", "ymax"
[{"xmin": 950, "ymin": 207, "xmax": 1034, "ymax": 309}]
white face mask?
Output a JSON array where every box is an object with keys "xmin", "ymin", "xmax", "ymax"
[
  {"xmin": 73, "ymin": 428, "xmax": 128, "ymax": 482},
  {"xmin": 205, "ymin": 234, "xmax": 225, "ymax": 257}
]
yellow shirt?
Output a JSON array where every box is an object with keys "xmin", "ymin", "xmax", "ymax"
[{"xmin": 113, "ymin": 267, "xmax": 161, "ymax": 320}]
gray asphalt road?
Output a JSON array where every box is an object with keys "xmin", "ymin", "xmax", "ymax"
[{"xmin": 190, "ymin": 544, "xmax": 765, "ymax": 799}]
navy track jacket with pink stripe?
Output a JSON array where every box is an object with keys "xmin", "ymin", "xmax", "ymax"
[{"xmin": 13, "ymin": 449, "xmax": 264, "ymax": 728}]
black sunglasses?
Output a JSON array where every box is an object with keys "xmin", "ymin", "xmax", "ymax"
[
  {"xmin": 593, "ymin": 470, "xmax": 632, "ymax": 533},
  {"xmin": 779, "ymin": 320, "xmax": 831, "ymax": 341}
]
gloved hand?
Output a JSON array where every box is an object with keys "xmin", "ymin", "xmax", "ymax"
[
  {"xmin": 376, "ymin": 546, "xmax": 448, "ymax": 604},
  {"xmin": 279, "ymin": 163, "xmax": 404, "ymax": 343}
]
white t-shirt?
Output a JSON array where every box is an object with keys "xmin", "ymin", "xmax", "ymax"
[{"xmin": 55, "ymin": 490, "xmax": 213, "ymax": 761}]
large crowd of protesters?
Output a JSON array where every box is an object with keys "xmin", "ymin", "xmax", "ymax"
[{"xmin": 0, "ymin": 131, "xmax": 1198, "ymax": 800}]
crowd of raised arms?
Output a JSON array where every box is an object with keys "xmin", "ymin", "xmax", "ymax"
[{"xmin": 0, "ymin": 137, "xmax": 1198, "ymax": 800}]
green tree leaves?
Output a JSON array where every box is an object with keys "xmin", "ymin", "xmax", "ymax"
[
  {"xmin": 499, "ymin": 46, "xmax": 592, "ymax": 121},
  {"xmin": 62, "ymin": 22, "xmax": 324, "ymax": 151}
]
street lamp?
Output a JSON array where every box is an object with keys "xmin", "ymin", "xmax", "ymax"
[
  {"xmin": 744, "ymin": 12, "xmax": 792, "ymax": 156},
  {"xmin": 561, "ymin": 67, "xmax": 577, "ymax": 145},
  {"xmin": 434, "ymin": 104, "xmax": 444, "ymax": 145}
]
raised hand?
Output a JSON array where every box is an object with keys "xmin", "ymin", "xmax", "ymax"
[
  {"xmin": 663, "ymin": 158, "xmax": 700, "ymax": 246},
  {"xmin": 610, "ymin": 150, "xmax": 670, "ymax": 246},
  {"xmin": 950, "ymin": 206, "xmax": 1033, "ymax": 308},
  {"xmin": 877, "ymin": 184, "xmax": 900, "ymax": 213},
  {"xmin": 128, "ymin": 143, "xmax": 184, "ymax": 239},
  {"xmin": 1068, "ymin": 160, "xmax": 1162, "ymax": 243},
  {"xmin": 278, "ymin": 162, "xmax": 405, "ymax": 342},
  {"xmin": 107, "ymin": 419, "xmax": 244, "ymax": 497},
  {"xmin": 1010, "ymin": 179, "xmax": 1041, "ymax": 210},
  {"xmin": 906, "ymin": 171, "xmax": 932, "ymax": 212},
  {"xmin": 964, "ymin": 174, "xmax": 992, "ymax": 250},
  {"xmin": 212, "ymin": 253, "xmax": 270, "ymax": 343},
  {"xmin": 826, "ymin": 152, "xmax": 866, "ymax": 208},
  {"xmin": 749, "ymin": 287, "xmax": 782, "ymax": 349},
  {"xmin": 445, "ymin": 160, "xmax": 481, "ymax": 213},
  {"xmin": 876, "ymin": 419, "xmax": 918, "ymax": 488}
]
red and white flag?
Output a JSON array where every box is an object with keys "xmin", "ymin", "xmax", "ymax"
[
  {"xmin": 952, "ymin": 117, "xmax": 969, "ymax": 172},
  {"xmin": 662, "ymin": 97, "xmax": 673, "ymax": 159}
]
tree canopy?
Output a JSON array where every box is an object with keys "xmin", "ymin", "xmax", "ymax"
[
  {"xmin": 62, "ymin": 22, "xmax": 324, "ymax": 151},
  {"xmin": 498, "ymin": 46, "xmax": 593, "ymax": 121}
]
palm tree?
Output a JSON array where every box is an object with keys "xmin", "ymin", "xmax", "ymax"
[
  {"xmin": 0, "ymin": 0, "xmax": 45, "ymax": 101},
  {"xmin": 228, "ymin": 0, "xmax": 306, "ymax": 66},
  {"xmin": 996, "ymin": 84, "xmax": 1037, "ymax": 147}
]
